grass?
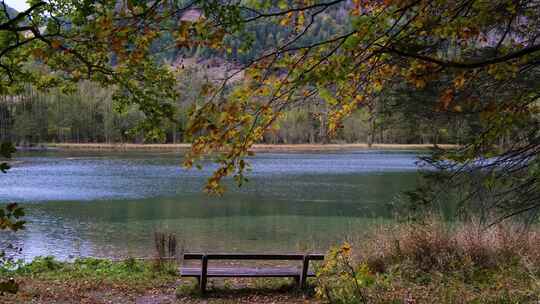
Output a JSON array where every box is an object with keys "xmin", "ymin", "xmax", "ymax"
[
  {"xmin": 10, "ymin": 256, "xmax": 177, "ymax": 285},
  {"xmin": 0, "ymin": 257, "xmax": 179, "ymax": 303}
]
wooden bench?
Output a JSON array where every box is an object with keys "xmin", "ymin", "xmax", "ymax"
[{"xmin": 180, "ymin": 253, "xmax": 325, "ymax": 293}]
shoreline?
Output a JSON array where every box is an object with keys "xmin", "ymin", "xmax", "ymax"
[{"xmin": 43, "ymin": 143, "xmax": 457, "ymax": 152}]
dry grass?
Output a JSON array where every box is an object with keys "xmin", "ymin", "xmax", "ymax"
[
  {"xmin": 356, "ymin": 218, "xmax": 540, "ymax": 273},
  {"xmin": 321, "ymin": 218, "xmax": 540, "ymax": 303}
]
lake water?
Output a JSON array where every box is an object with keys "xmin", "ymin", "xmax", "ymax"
[{"xmin": 0, "ymin": 150, "xmax": 420, "ymax": 260}]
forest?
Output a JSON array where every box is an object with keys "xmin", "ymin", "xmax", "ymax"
[{"xmin": 0, "ymin": 75, "xmax": 470, "ymax": 146}]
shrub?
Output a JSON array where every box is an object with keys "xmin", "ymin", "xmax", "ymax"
[{"xmin": 316, "ymin": 243, "xmax": 378, "ymax": 303}]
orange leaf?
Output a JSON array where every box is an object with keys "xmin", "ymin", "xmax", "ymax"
[{"xmin": 440, "ymin": 88, "xmax": 454, "ymax": 110}]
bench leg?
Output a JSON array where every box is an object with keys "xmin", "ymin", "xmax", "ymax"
[
  {"xmin": 200, "ymin": 255, "xmax": 208, "ymax": 294},
  {"xmin": 299, "ymin": 255, "xmax": 309, "ymax": 290},
  {"xmin": 199, "ymin": 275, "xmax": 206, "ymax": 294}
]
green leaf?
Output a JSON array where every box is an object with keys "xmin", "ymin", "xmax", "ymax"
[{"xmin": 318, "ymin": 87, "xmax": 338, "ymax": 106}]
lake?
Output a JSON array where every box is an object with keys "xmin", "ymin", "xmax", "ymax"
[{"xmin": 0, "ymin": 150, "xmax": 420, "ymax": 261}]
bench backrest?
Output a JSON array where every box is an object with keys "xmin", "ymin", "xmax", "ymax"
[{"xmin": 183, "ymin": 253, "xmax": 325, "ymax": 261}]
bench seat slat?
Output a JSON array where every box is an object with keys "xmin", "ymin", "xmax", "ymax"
[
  {"xmin": 183, "ymin": 253, "xmax": 324, "ymax": 261},
  {"xmin": 180, "ymin": 267, "xmax": 315, "ymax": 278}
]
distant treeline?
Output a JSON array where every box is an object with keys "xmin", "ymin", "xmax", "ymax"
[{"xmin": 0, "ymin": 75, "xmax": 469, "ymax": 146}]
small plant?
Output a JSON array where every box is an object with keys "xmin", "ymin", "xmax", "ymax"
[
  {"xmin": 153, "ymin": 231, "xmax": 178, "ymax": 272},
  {"xmin": 122, "ymin": 256, "xmax": 140, "ymax": 272},
  {"xmin": 176, "ymin": 279, "xmax": 201, "ymax": 298},
  {"xmin": 25, "ymin": 256, "xmax": 64, "ymax": 273},
  {"xmin": 316, "ymin": 243, "xmax": 376, "ymax": 303}
]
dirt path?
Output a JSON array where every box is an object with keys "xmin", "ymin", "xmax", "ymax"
[{"xmin": 2, "ymin": 278, "xmax": 319, "ymax": 304}]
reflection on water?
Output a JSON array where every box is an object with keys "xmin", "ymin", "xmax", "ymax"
[{"xmin": 0, "ymin": 150, "xmax": 419, "ymax": 260}]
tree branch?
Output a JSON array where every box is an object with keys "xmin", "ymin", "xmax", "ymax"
[
  {"xmin": 0, "ymin": 1, "xmax": 46, "ymax": 31},
  {"xmin": 381, "ymin": 43, "xmax": 540, "ymax": 68}
]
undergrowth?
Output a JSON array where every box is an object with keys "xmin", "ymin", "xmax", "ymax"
[{"xmin": 316, "ymin": 218, "xmax": 540, "ymax": 303}]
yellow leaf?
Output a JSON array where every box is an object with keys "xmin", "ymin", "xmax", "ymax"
[
  {"xmin": 280, "ymin": 12, "xmax": 293, "ymax": 26},
  {"xmin": 453, "ymin": 74, "xmax": 466, "ymax": 89},
  {"xmin": 341, "ymin": 242, "xmax": 352, "ymax": 256},
  {"xmin": 414, "ymin": 78, "xmax": 426, "ymax": 89}
]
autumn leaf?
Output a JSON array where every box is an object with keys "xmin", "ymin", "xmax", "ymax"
[
  {"xmin": 341, "ymin": 242, "xmax": 352, "ymax": 256},
  {"xmin": 280, "ymin": 12, "xmax": 293, "ymax": 26},
  {"xmin": 440, "ymin": 88, "xmax": 454, "ymax": 110},
  {"xmin": 453, "ymin": 74, "xmax": 466, "ymax": 89}
]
